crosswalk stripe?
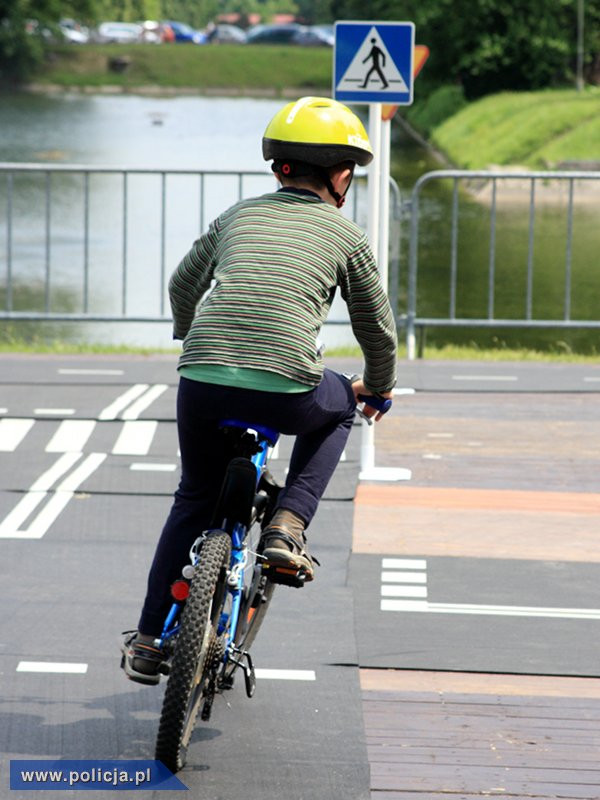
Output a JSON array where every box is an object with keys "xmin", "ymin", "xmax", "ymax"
[
  {"xmin": 0, "ymin": 452, "xmax": 106, "ymax": 539},
  {"xmin": 122, "ymin": 384, "xmax": 168, "ymax": 420},
  {"xmin": 98, "ymin": 384, "xmax": 149, "ymax": 421},
  {"xmin": 112, "ymin": 421, "xmax": 158, "ymax": 456},
  {"xmin": 0, "ymin": 419, "xmax": 35, "ymax": 452},
  {"xmin": 45, "ymin": 420, "xmax": 97, "ymax": 453}
]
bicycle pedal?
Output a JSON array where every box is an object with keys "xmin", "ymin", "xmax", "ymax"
[
  {"xmin": 262, "ymin": 563, "xmax": 307, "ymax": 588},
  {"xmin": 243, "ymin": 662, "xmax": 256, "ymax": 698}
]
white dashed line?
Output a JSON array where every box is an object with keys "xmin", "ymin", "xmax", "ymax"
[
  {"xmin": 17, "ymin": 662, "xmax": 88, "ymax": 674},
  {"xmin": 452, "ymin": 375, "xmax": 518, "ymax": 382},
  {"xmin": 130, "ymin": 463, "xmax": 177, "ymax": 472},
  {"xmin": 34, "ymin": 408, "xmax": 76, "ymax": 416},
  {"xmin": 58, "ymin": 368, "xmax": 124, "ymax": 376},
  {"xmin": 255, "ymin": 669, "xmax": 316, "ymax": 681}
]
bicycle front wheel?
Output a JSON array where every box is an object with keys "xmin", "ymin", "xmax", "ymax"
[{"xmin": 155, "ymin": 531, "xmax": 231, "ymax": 773}]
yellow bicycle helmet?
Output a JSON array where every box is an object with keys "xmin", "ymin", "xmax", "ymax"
[{"xmin": 262, "ymin": 96, "xmax": 373, "ymax": 168}]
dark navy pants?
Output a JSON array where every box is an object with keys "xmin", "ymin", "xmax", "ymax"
[{"xmin": 138, "ymin": 369, "xmax": 356, "ymax": 635}]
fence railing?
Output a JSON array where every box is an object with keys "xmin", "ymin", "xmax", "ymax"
[
  {"xmin": 0, "ymin": 163, "xmax": 397, "ymax": 329},
  {"xmin": 404, "ymin": 169, "xmax": 600, "ymax": 359},
  {"xmin": 5, "ymin": 163, "xmax": 598, "ymax": 357}
]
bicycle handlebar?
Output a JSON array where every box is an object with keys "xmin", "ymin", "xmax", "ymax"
[{"xmin": 357, "ymin": 393, "xmax": 393, "ymax": 415}]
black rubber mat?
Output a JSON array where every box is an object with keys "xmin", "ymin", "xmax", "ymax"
[{"xmin": 350, "ymin": 553, "xmax": 600, "ymax": 677}]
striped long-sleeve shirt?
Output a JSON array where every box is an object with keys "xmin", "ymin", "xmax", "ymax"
[{"xmin": 169, "ymin": 188, "xmax": 397, "ymax": 394}]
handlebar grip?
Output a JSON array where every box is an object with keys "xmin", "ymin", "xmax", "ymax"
[{"xmin": 357, "ymin": 393, "xmax": 392, "ymax": 414}]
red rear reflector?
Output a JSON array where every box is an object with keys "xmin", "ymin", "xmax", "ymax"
[{"xmin": 171, "ymin": 580, "xmax": 190, "ymax": 601}]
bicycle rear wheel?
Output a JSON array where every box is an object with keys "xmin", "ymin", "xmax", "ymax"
[{"xmin": 155, "ymin": 531, "xmax": 231, "ymax": 773}]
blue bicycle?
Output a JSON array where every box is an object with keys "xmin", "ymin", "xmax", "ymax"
[
  {"xmin": 153, "ymin": 391, "xmax": 391, "ymax": 773},
  {"xmin": 153, "ymin": 418, "xmax": 301, "ymax": 773}
]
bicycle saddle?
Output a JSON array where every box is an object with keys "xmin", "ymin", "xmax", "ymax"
[{"xmin": 219, "ymin": 419, "xmax": 279, "ymax": 447}]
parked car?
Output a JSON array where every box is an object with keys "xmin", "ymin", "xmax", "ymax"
[
  {"xmin": 95, "ymin": 22, "xmax": 143, "ymax": 44},
  {"xmin": 246, "ymin": 23, "xmax": 303, "ymax": 44},
  {"xmin": 206, "ymin": 23, "xmax": 247, "ymax": 44},
  {"xmin": 162, "ymin": 21, "xmax": 207, "ymax": 44},
  {"xmin": 139, "ymin": 20, "xmax": 167, "ymax": 44},
  {"xmin": 59, "ymin": 18, "xmax": 90, "ymax": 44},
  {"xmin": 292, "ymin": 25, "xmax": 334, "ymax": 47}
]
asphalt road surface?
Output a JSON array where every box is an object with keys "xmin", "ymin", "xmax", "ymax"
[{"xmin": 1, "ymin": 354, "xmax": 599, "ymax": 799}]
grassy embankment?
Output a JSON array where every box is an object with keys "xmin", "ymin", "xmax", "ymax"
[
  {"xmin": 407, "ymin": 84, "xmax": 600, "ymax": 168},
  {"xmin": 37, "ymin": 43, "xmax": 332, "ymax": 93}
]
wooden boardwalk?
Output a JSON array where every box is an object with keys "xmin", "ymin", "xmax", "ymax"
[{"xmin": 361, "ymin": 670, "xmax": 600, "ymax": 799}]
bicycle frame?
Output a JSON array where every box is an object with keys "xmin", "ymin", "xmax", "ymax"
[{"xmin": 156, "ymin": 421, "xmax": 279, "ymax": 666}]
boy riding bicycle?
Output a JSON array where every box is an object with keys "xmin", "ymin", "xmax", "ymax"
[{"xmin": 122, "ymin": 96, "xmax": 397, "ymax": 684}]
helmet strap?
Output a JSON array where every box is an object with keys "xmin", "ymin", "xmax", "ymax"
[
  {"xmin": 272, "ymin": 160, "xmax": 354, "ymax": 209},
  {"xmin": 320, "ymin": 167, "xmax": 354, "ymax": 209}
]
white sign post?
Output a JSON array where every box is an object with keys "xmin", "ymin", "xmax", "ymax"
[{"xmin": 334, "ymin": 21, "xmax": 415, "ymax": 482}]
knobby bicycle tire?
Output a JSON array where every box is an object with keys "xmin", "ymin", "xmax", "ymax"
[{"xmin": 155, "ymin": 531, "xmax": 231, "ymax": 773}]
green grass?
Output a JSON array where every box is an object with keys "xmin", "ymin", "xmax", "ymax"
[
  {"xmin": 2, "ymin": 334, "xmax": 599, "ymax": 363},
  {"xmin": 40, "ymin": 43, "xmax": 332, "ymax": 92},
  {"xmin": 431, "ymin": 87, "xmax": 600, "ymax": 168}
]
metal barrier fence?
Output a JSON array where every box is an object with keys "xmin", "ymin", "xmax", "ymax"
[
  {"xmin": 0, "ymin": 163, "xmax": 398, "ymax": 329},
  {"xmin": 405, "ymin": 169, "xmax": 600, "ymax": 359}
]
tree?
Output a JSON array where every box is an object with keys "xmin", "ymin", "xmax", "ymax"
[
  {"xmin": 331, "ymin": 0, "xmax": 600, "ymax": 95},
  {"xmin": 0, "ymin": 0, "xmax": 96, "ymax": 83}
]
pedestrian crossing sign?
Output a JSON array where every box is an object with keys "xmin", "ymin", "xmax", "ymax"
[{"xmin": 334, "ymin": 21, "xmax": 415, "ymax": 105}]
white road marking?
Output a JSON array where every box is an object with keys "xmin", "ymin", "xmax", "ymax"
[
  {"xmin": 269, "ymin": 441, "xmax": 280, "ymax": 460},
  {"xmin": 17, "ymin": 662, "xmax": 88, "ymax": 674},
  {"xmin": 381, "ymin": 585, "xmax": 428, "ymax": 598},
  {"xmin": 452, "ymin": 375, "xmax": 518, "ymax": 382},
  {"xmin": 427, "ymin": 432, "xmax": 454, "ymax": 438},
  {"xmin": 255, "ymin": 669, "xmax": 316, "ymax": 681},
  {"xmin": 122, "ymin": 384, "xmax": 168, "ymax": 420},
  {"xmin": 0, "ymin": 452, "xmax": 106, "ymax": 539},
  {"xmin": 393, "ymin": 387, "xmax": 416, "ymax": 396},
  {"xmin": 34, "ymin": 408, "xmax": 75, "ymax": 416},
  {"xmin": 381, "ymin": 599, "xmax": 600, "ymax": 619},
  {"xmin": 98, "ymin": 384, "xmax": 149, "ymax": 420},
  {"xmin": 112, "ymin": 421, "xmax": 158, "ymax": 455},
  {"xmin": 130, "ymin": 462, "xmax": 177, "ymax": 472},
  {"xmin": 58, "ymin": 368, "xmax": 124, "ymax": 376},
  {"xmin": 423, "ymin": 453, "xmax": 442, "ymax": 460},
  {"xmin": 32, "ymin": 452, "xmax": 84, "ymax": 491},
  {"xmin": 0, "ymin": 418, "xmax": 35, "ymax": 451},
  {"xmin": 0, "ymin": 408, "xmax": 8, "ymax": 414},
  {"xmin": 382, "ymin": 571, "xmax": 427, "ymax": 584},
  {"xmin": 382, "ymin": 558, "xmax": 427, "ymax": 570},
  {"xmin": 45, "ymin": 420, "xmax": 96, "ymax": 453},
  {"xmin": 584, "ymin": 377, "xmax": 600, "ymax": 382}
]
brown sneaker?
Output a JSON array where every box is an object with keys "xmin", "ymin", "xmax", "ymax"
[{"xmin": 260, "ymin": 509, "xmax": 316, "ymax": 581}]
